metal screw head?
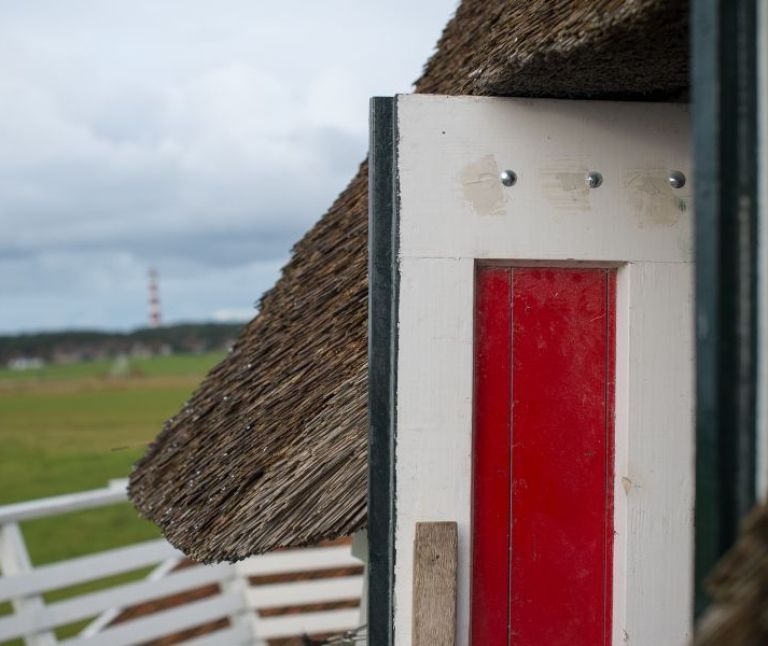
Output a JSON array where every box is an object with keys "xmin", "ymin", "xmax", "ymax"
[
  {"xmin": 668, "ymin": 170, "xmax": 686, "ymax": 189},
  {"xmin": 586, "ymin": 171, "xmax": 603, "ymax": 189},
  {"xmin": 500, "ymin": 169, "xmax": 517, "ymax": 187}
]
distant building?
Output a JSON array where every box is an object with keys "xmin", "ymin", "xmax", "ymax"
[{"xmin": 7, "ymin": 357, "xmax": 45, "ymax": 371}]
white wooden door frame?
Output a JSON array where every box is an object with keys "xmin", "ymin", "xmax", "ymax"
[{"xmin": 380, "ymin": 94, "xmax": 694, "ymax": 645}]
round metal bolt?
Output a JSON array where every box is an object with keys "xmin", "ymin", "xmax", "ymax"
[
  {"xmin": 586, "ymin": 171, "xmax": 603, "ymax": 189},
  {"xmin": 500, "ymin": 169, "xmax": 517, "ymax": 187},
  {"xmin": 668, "ymin": 170, "xmax": 686, "ymax": 189}
]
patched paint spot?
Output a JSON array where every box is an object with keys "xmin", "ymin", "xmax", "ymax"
[
  {"xmin": 460, "ymin": 154, "xmax": 505, "ymax": 216},
  {"xmin": 625, "ymin": 169, "xmax": 684, "ymax": 227},
  {"xmin": 539, "ymin": 165, "xmax": 590, "ymax": 211}
]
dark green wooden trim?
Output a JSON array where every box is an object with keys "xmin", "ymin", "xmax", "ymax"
[
  {"xmin": 692, "ymin": 0, "xmax": 760, "ymax": 617},
  {"xmin": 368, "ymin": 95, "xmax": 397, "ymax": 646}
]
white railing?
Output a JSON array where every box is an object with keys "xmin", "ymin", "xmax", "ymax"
[{"xmin": 0, "ymin": 482, "xmax": 364, "ymax": 646}]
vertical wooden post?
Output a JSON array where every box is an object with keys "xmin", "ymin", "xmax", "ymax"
[
  {"xmin": 368, "ymin": 95, "xmax": 397, "ymax": 646},
  {"xmin": 692, "ymin": 0, "xmax": 760, "ymax": 617},
  {"xmin": 230, "ymin": 561, "xmax": 265, "ymax": 645},
  {"xmin": 0, "ymin": 523, "xmax": 57, "ymax": 646},
  {"xmin": 412, "ymin": 522, "xmax": 457, "ymax": 646}
]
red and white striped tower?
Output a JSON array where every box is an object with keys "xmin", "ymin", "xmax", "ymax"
[{"xmin": 148, "ymin": 267, "xmax": 162, "ymax": 328}]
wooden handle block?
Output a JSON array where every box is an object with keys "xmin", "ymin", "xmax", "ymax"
[{"xmin": 412, "ymin": 521, "xmax": 458, "ymax": 646}]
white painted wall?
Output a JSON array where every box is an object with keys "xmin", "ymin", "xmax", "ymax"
[{"xmin": 393, "ymin": 95, "xmax": 694, "ymax": 645}]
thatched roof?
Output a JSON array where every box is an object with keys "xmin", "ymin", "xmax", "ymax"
[
  {"xmin": 129, "ymin": 0, "xmax": 689, "ymax": 562},
  {"xmin": 695, "ymin": 501, "xmax": 768, "ymax": 645}
]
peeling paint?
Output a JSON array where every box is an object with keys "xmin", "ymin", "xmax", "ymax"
[
  {"xmin": 539, "ymin": 164, "xmax": 590, "ymax": 211},
  {"xmin": 624, "ymin": 169, "xmax": 685, "ymax": 227},
  {"xmin": 459, "ymin": 154, "xmax": 505, "ymax": 216}
]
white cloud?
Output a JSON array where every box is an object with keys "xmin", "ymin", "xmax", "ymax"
[{"xmin": 0, "ymin": 0, "xmax": 458, "ymax": 333}]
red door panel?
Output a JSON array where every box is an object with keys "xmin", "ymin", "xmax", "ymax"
[
  {"xmin": 472, "ymin": 268, "xmax": 513, "ymax": 641},
  {"xmin": 472, "ymin": 267, "xmax": 615, "ymax": 646}
]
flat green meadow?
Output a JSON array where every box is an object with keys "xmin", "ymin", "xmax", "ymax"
[{"xmin": 0, "ymin": 352, "xmax": 223, "ymax": 641}]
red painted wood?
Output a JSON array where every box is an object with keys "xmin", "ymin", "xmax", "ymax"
[
  {"xmin": 471, "ymin": 268, "xmax": 512, "ymax": 643},
  {"xmin": 472, "ymin": 267, "xmax": 615, "ymax": 646}
]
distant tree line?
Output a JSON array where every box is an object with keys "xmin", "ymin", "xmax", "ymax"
[{"xmin": 0, "ymin": 323, "xmax": 244, "ymax": 364}]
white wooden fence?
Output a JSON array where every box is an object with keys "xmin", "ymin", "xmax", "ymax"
[{"xmin": 0, "ymin": 481, "xmax": 364, "ymax": 645}]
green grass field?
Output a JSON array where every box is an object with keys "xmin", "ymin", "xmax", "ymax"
[
  {"xmin": 0, "ymin": 352, "xmax": 224, "ymax": 642},
  {"xmin": 0, "ymin": 352, "xmax": 223, "ymax": 383}
]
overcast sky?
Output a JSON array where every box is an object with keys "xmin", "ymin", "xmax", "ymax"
[{"xmin": 0, "ymin": 1, "xmax": 456, "ymax": 334}]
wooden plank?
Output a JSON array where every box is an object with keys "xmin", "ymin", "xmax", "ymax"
[
  {"xmin": 0, "ymin": 482, "xmax": 127, "ymax": 524},
  {"xmin": 0, "ymin": 523, "xmax": 56, "ymax": 646},
  {"xmin": 397, "ymin": 96, "xmax": 692, "ymax": 265},
  {"xmin": 471, "ymin": 268, "xmax": 512, "ymax": 642},
  {"xmin": 246, "ymin": 575, "xmax": 363, "ymax": 609},
  {"xmin": 235, "ymin": 545, "xmax": 359, "ymax": 577},
  {"xmin": 412, "ymin": 522, "xmax": 457, "ymax": 646},
  {"xmin": 256, "ymin": 608, "xmax": 361, "ymax": 640},
  {"xmin": 507, "ymin": 268, "xmax": 614, "ymax": 645},
  {"xmin": 613, "ymin": 262, "xmax": 695, "ymax": 643},
  {"xmin": 0, "ymin": 563, "xmax": 232, "ymax": 640},
  {"xmin": 368, "ymin": 94, "xmax": 398, "ymax": 646},
  {"xmin": 692, "ymin": 0, "xmax": 761, "ymax": 615},
  {"xmin": 394, "ymin": 255, "xmax": 475, "ymax": 644},
  {"xmin": 759, "ymin": 0, "xmax": 768, "ymax": 498},
  {"xmin": 220, "ymin": 561, "xmax": 255, "ymax": 645},
  {"xmin": 60, "ymin": 593, "xmax": 244, "ymax": 646},
  {"xmin": 78, "ymin": 556, "xmax": 182, "ymax": 638},
  {"xmin": 0, "ymin": 539, "xmax": 180, "ymax": 602}
]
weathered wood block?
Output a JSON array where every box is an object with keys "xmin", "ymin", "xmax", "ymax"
[{"xmin": 412, "ymin": 521, "xmax": 457, "ymax": 646}]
